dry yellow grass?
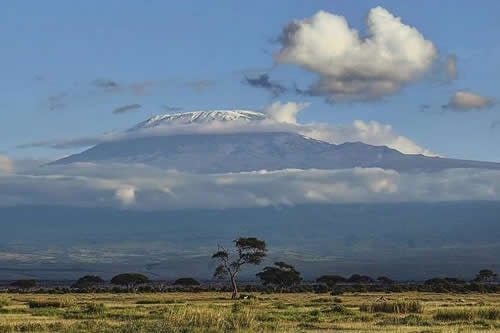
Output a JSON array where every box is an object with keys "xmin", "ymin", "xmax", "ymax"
[{"xmin": 0, "ymin": 292, "xmax": 498, "ymax": 332}]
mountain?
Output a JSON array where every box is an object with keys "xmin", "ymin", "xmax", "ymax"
[
  {"xmin": 51, "ymin": 110, "xmax": 500, "ymax": 173},
  {"xmin": 130, "ymin": 110, "xmax": 266, "ymax": 130}
]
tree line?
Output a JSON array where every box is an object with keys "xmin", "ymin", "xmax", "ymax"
[{"xmin": 3, "ymin": 237, "xmax": 498, "ymax": 297}]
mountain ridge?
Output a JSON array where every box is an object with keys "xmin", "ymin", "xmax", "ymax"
[{"xmin": 51, "ymin": 131, "xmax": 500, "ymax": 173}]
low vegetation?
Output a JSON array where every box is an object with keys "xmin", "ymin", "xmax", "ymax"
[
  {"xmin": 0, "ymin": 292, "xmax": 498, "ymax": 332},
  {"xmin": 0, "ymin": 237, "xmax": 497, "ymax": 331},
  {"xmin": 359, "ymin": 300, "xmax": 423, "ymax": 313}
]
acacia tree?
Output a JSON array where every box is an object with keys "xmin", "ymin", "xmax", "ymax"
[
  {"xmin": 111, "ymin": 273, "xmax": 150, "ymax": 292},
  {"xmin": 72, "ymin": 275, "xmax": 105, "ymax": 289},
  {"xmin": 256, "ymin": 261, "xmax": 302, "ymax": 287},
  {"xmin": 474, "ymin": 269, "xmax": 498, "ymax": 283},
  {"xmin": 212, "ymin": 237, "xmax": 267, "ymax": 299}
]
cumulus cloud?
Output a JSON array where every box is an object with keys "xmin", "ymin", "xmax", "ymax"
[
  {"xmin": 244, "ymin": 73, "xmax": 287, "ymax": 96},
  {"xmin": 443, "ymin": 91, "xmax": 494, "ymax": 111},
  {"xmin": 112, "ymin": 104, "xmax": 142, "ymax": 114},
  {"xmin": 2, "ymin": 164, "xmax": 500, "ymax": 210},
  {"xmin": 299, "ymin": 120, "xmax": 438, "ymax": 156},
  {"xmin": 0, "ymin": 156, "xmax": 15, "ymax": 174},
  {"xmin": 275, "ymin": 6, "xmax": 437, "ymax": 101},
  {"xmin": 264, "ymin": 101, "xmax": 310, "ymax": 124}
]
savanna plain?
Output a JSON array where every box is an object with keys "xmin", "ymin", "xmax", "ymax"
[{"xmin": 0, "ymin": 292, "xmax": 498, "ymax": 333}]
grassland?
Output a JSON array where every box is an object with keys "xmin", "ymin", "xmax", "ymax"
[{"xmin": 0, "ymin": 292, "xmax": 498, "ymax": 332}]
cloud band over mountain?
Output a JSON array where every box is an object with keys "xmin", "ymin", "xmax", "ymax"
[
  {"xmin": 19, "ymin": 103, "xmax": 436, "ymax": 157},
  {"xmin": 1, "ymin": 164, "xmax": 500, "ymax": 210}
]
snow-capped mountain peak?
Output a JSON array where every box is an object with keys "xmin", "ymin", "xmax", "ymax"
[{"xmin": 130, "ymin": 110, "xmax": 266, "ymax": 131}]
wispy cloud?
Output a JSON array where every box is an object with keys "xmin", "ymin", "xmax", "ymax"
[
  {"xmin": 92, "ymin": 79, "xmax": 156, "ymax": 96},
  {"xmin": 92, "ymin": 79, "xmax": 120, "ymax": 90},
  {"xmin": 243, "ymin": 73, "xmax": 287, "ymax": 96},
  {"xmin": 112, "ymin": 104, "xmax": 142, "ymax": 114}
]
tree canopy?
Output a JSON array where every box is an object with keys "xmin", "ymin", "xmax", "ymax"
[
  {"xmin": 111, "ymin": 273, "xmax": 150, "ymax": 290},
  {"xmin": 256, "ymin": 261, "xmax": 302, "ymax": 287},
  {"xmin": 316, "ymin": 275, "xmax": 347, "ymax": 286},
  {"xmin": 474, "ymin": 269, "xmax": 497, "ymax": 282},
  {"xmin": 72, "ymin": 275, "xmax": 105, "ymax": 289}
]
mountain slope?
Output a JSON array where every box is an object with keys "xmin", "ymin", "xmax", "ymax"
[
  {"xmin": 0, "ymin": 202, "xmax": 499, "ymax": 279},
  {"xmin": 51, "ymin": 111, "xmax": 500, "ymax": 173}
]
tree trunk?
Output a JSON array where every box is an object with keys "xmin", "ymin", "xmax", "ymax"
[{"xmin": 230, "ymin": 275, "xmax": 239, "ymax": 299}]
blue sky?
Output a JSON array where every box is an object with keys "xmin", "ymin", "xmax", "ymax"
[{"xmin": 1, "ymin": 0, "xmax": 499, "ymax": 161}]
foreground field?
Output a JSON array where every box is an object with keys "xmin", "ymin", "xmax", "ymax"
[{"xmin": 0, "ymin": 292, "xmax": 498, "ymax": 332}]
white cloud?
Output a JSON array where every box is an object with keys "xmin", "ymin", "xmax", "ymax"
[
  {"xmin": 299, "ymin": 120, "xmax": 438, "ymax": 156},
  {"xmin": 115, "ymin": 186, "xmax": 136, "ymax": 205},
  {"xmin": 0, "ymin": 156, "xmax": 14, "ymax": 174},
  {"xmin": 275, "ymin": 6, "xmax": 437, "ymax": 101},
  {"xmin": 443, "ymin": 91, "xmax": 494, "ymax": 111},
  {"xmin": 2, "ymin": 164, "xmax": 500, "ymax": 210},
  {"xmin": 19, "ymin": 107, "xmax": 435, "ymax": 157},
  {"xmin": 264, "ymin": 101, "xmax": 310, "ymax": 124}
]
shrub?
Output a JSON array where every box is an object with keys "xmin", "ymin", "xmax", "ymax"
[
  {"xmin": 378, "ymin": 314, "xmax": 432, "ymax": 326},
  {"xmin": 434, "ymin": 307, "xmax": 499, "ymax": 322},
  {"xmin": 478, "ymin": 308, "xmax": 500, "ymax": 320},
  {"xmin": 377, "ymin": 276, "xmax": 394, "ymax": 284},
  {"xmin": 434, "ymin": 309, "xmax": 475, "ymax": 321},
  {"xmin": 11, "ymin": 279, "xmax": 37, "ymax": 290},
  {"xmin": 0, "ymin": 296, "xmax": 11, "ymax": 307},
  {"xmin": 231, "ymin": 302, "xmax": 243, "ymax": 313},
  {"xmin": 83, "ymin": 302, "xmax": 105, "ymax": 315},
  {"xmin": 331, "ymin": 288, "xmax": 344, "ymax": 296},
  {"xmin": 330, "ymin": 304, "xmax": 353, "ymax": 315},
  {"xmin": 348, "ymin": 274, "xmax": 374, "ymax": 284},
  {"xmin": 316, "ymin": 275, "xmax": 346, "ymax": 286},
  {"xmin": 360, "ymin": 301, "xmax": 423, "ymax": 314},
  {"xmin": 173, "ymin": 277, "xmax": 201, "ymax": 286},
  {"xmin": 28, "ymin": 296, "xmax": 76, "ymax": 309}
]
